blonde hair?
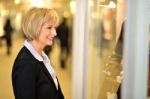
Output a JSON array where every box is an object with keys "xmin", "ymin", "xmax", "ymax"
[{"xmin": 22, "ymin": 7, "xmax": 59, "ymax": 40}]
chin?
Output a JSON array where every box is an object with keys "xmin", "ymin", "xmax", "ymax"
[{"xmin": 46, "ymin": 42, "xmax": 53, "ymax": 46}]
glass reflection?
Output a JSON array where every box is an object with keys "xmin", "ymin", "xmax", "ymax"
[{"xmin": 87, "ymin": 0, "xmax": 125, "ymax": 99}]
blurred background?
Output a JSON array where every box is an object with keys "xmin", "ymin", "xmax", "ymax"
[{"xmin": 0, "ymin": 0, "xmax": 149, "ymax": 99}]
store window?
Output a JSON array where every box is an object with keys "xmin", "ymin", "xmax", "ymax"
[{"xmin": 87, "ymin": 0, "xmax": 126, "ymax": 98}]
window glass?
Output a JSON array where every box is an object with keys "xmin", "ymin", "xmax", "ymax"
[{"xmin": 87, "ymin": 0, "xmax": 126, "ymax": 98}]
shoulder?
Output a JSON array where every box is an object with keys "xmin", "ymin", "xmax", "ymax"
[
  {"xmin": 15, "ymin": 47, "xmax": 37, "ymax": 62},
  {"xmin": 12, "ymin": 47, "xmax": 43, "ymax": 76},
  {"xmin": 14, "ymin": 47, "xmax": 30, "ymax": 63},
  {"xmin": 13, "ymin": 47, "xmax": 42, "ymax": 69}
]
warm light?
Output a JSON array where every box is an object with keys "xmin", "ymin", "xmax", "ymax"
[
  {"xmin": 70, "ymin": 1, "xmax": 76, "ymax": 14},
  {"xmin": 99, "ymin": 1, "xmax": 116, "ymax": 8},
  {"xmin": 32, "ymin": 0, "xmax": 44, "ymax": 7},
  {"xmin": 0, "ymin": 16, "xmax": 4, "ymax": 37},
  {"xmin": 1, "ymin": 10, "xmax": 9, "ymax": 16},
  {"xmin": 118, "ymin": 0, "xmax": 124, "ymax": 3},
  {"xmin": 89, "ymin": 0, "xmax": 94, "ymax": 7},
  {"xmin": 99, "ymin": 0, "xmax": 106, "ymax": 2},
  {"xmin": 15, "ymin": 0, "xmax": 20, "ymax": 4},
  {"xmin": 63, "ymin": 11, "xmax": 70, "ymax": 18},
  {"xmin": 107, "ymin": 1, "xmax": 116, "ymax": 8}
]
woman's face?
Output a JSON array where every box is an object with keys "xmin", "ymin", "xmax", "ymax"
[{"xmin": 38, "ymin": 21, "xmax": 57, "ymax": 47}]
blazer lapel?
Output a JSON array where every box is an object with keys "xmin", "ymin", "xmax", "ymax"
[{"xmin": 40, "ymin": 62, "xmax": 57, "ymax": 88}]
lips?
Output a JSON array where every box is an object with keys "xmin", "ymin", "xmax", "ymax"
[{"xmin": 48, "ymin": 37, "xmax": 54, "ymax": 41}]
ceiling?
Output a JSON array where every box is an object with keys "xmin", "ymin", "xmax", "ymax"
[{"xmin": 0, "ymin": 0, "xmax": 70, "ymax": 10}]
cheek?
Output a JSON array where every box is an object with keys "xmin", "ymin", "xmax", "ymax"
[
  {"xmin": 38, "ymin": 32, "xmax": 46, "ymax": 41},
  {"xmin": 39, "ymin": 30, "xmax": 48, "ymax": 37}
]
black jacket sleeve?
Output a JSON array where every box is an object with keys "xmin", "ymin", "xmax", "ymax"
[{"xmin": 12, "ymin": 59, "xmax": 36, "ymax": 99}]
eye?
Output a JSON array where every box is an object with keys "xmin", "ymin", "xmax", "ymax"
[{"xmin": 47, "ymin": 27, "xmax": 52, "ymax": 29}]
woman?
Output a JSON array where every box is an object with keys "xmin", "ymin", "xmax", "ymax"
[{"xmin": 12, "ymin": 7, "xmax": 64, "ymax": 99}]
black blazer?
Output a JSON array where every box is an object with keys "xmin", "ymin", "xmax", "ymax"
[{"xmin": 12, "ymin": 46, "xmax": 64, "ymax": 99}]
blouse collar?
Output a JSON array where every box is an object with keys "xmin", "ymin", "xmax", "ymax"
[{"xmin": 24, "ymin": 40, "xmax": 44, "ymax": 62}]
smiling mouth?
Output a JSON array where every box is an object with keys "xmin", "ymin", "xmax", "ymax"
[{"xmin": 48, "ymin": 37, "xmax": 54, "ymax": 41}]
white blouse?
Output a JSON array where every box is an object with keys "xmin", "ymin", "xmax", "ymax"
[{"xmin": 24, "ymin": 40, "xmax": 58, "ymax": 90}]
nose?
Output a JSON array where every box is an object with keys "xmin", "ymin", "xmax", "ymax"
[{"xmin": 52, "ymin": 28, "xmax": 57, "ymax": 36}]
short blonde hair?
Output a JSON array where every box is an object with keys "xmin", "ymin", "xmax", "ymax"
[{"xmin": 22, "ymin": 7, "xmax": 59, "ymax": 40}]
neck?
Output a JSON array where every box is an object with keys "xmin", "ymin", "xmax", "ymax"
[{"xmin": 29, "ymin": 40, "xmax": 44, "ymax": 56}]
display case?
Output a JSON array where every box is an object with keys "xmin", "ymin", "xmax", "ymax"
[{"xmin": 86, "ymin": 0, "xmax": 126, "ymax": 98}]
